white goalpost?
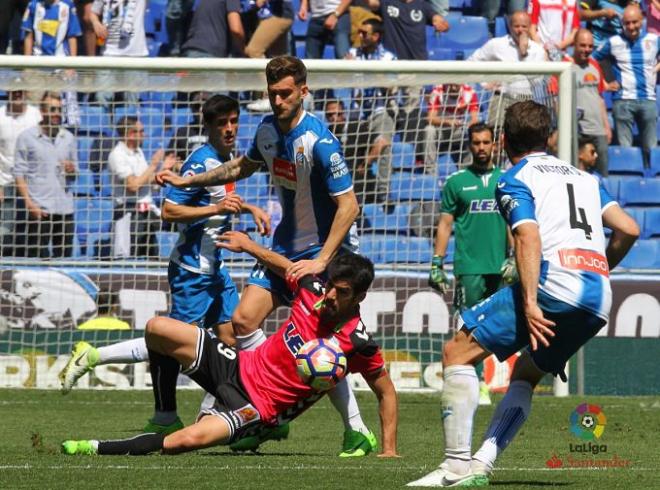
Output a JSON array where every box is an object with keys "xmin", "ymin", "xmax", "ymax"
[{"xmin": 0, "ymin": 56, "xmax": 574, "ymax": 395}]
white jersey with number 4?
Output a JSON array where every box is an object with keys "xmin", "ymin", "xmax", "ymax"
[{"xmin": 496, "ymin": 152, "xmax": 616, "ymax": 321}]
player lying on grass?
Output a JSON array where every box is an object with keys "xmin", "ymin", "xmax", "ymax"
[
  {"xmin": 62, "ymin": 236, "xmax": 399, "ymax": 457},
  {"xmin": 408, "ymin": 100, "xmax": 640, "ymax": 487}
]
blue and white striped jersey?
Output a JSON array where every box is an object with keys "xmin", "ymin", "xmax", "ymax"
[
  {"xmin": 592, "ymin": 32, "xmax": 660, "ymax": 101},
  {"xmin": 165, "ymin": 144, "xmax": 235, "ymax": 275},
  {"xmin": 21, "ymin": 0, "xmax": 81, "ymax": 56},
  {"xmin": 496, "ymin": 152, "xmax": 616, "ymax": 321},
  {"xmin": 246, "ymin": 111, "xmax": 357, "ymax": 255}
]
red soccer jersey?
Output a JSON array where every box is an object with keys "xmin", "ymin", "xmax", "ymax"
[
  {"xmin": 428, "ymin": 84, "xmax": 479, "ymax": 115},
  {"xmin": 238, "ymin": 275, "xmax": 385, "ymax": 426}
]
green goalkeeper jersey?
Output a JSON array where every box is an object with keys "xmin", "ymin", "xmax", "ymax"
[{"xmin": 441, "ymin": 166, "xmax": 507, "ymax": 275}]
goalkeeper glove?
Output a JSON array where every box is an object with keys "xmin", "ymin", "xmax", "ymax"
[
  {"xmin": 429, "ymin": 255, "xmax": 450, "ymax": 293},
  {"xmin": 500, "ymin": 255, "xmax": 519, "ymax": 285}
]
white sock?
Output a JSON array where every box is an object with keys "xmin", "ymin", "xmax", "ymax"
[
  {"xmin": 328, "ymin": 377, "xmax": 368, "ymax": 434},
  {"xmin": 472, "ymin": 380, "xmax": 533, "ymax": 471},
  {"xmin": 235, "ymin": 329, "xmax": 267, "ymax": 351},
  {"xmin": 442, "ymin": 364, "xmax": 479, "ymax": 475},
  {"xmin": 97, "ymin": 338, "xmax": 149, "ymax": 364},
  {"xmin": 198, "ymin": 391, "xmax": 217, "ymax": 414}
]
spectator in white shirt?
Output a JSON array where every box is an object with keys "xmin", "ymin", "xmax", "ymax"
[
  {"xmin": 468, "ymin": 12, "xmax": 547, "ymax": 137},
  {"xmin": 108, "ymin": 116, "xmax": 175, "ymax": 258},
  {"xmin": 0, "ymin": 89, "xmax": 41, "ymax": 254}
]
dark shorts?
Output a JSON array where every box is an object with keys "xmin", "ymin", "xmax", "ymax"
[
  {"xmin": 182, "ymin": 328, "xmax": 263, "ymax": 442},
  {"xmin": 459, "ymin": 284, "xmax": 606, "ymax": 379},
  {"xmin": 455, "ymin": 273, "xmax": 502, "ymax": 310}
]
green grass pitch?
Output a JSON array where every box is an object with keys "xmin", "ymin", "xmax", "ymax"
[{"xmin": 1, "ymin": 389, "xmax": 658, "ymax": 489}]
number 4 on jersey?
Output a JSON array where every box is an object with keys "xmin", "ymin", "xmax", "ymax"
[{"xmin": 567, "ymin": 183, "xmax": 592, "ymax": 240}]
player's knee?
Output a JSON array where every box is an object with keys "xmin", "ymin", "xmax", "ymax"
[
  {"xmin": 231, "ymin": 309, "xmax": 259, "ymax": 337},
  {"xmin": 510, "ymin": 351, "xmax": 545, "ymax": 387},
  {"xmin": 145, "ymin": 316, "xmax": 171, "ymax": 346},
  {"xmin": 162, "ymin": 431, "xmax": 204, "ymax": 454}
]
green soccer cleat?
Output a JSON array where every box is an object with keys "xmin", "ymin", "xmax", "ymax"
[
  {"xmin": 143, "ymin": 417, "xmax": 184, "ymax": 435},
  {"xmin": 229, "ymin": 423, "xmax": 290, "ymax": 452},
  {"xmin": 339, "ymin": 429, "xmax": 378, "ymax": 458},
  {"xmin": 59, "ymin": 341, "xmax": 99, "ymax": 394},
  {"xmin": 61, "ymin": 440, "xmax": 97, "ymax": 456},
  {"xmin": 478, "ymin": 382, "xmax": 492, "ymax": 406}
]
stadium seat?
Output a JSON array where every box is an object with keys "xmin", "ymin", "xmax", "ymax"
[
  {"xmin": 382, "ymin": 236, "xmax": 433, "ymax": 263},
  {"xmin": 448, "ymin": 0, "xmax": 464, "ymax": 9},
  {"xmin": 618, "ymin": 178, "xmax": 660, "ymax": 206},
  {"xmin": 607, "ymin": 146, "xmax": 645, "ymax": 176},
  {"xmin": 77, "ymin": 136, "xmax": 95, "ymax": 170},
  {"xmin": 389, "ymin": 173, "xmax": 441, "ymax": 202},
  {"xmin": 437, "ymin": 15, "xmax": 489, "ymax": 53},
  {"xmin": 358, "ymin": 235, "xmax": 382, "ymax": 262},
  {"xmin": 172, "ymin": 106, "xmax": 193, "ymax": 128},
  {"xmin": 391, "ymin": 142, "xmax": 416, "ymax": 170},
  {"xmin": 78, "ymin": 105, "xmax": 112, "ymax": 135},
  {"xmin": 74, "ymin": 198, "xmax": 114, "ymax": 257},
  {"xmin": 618, "ymin": 239, "xmax": 658, "ymax": 269},
  {"xmin": 649, "ymin": 148, "xmax": 660, "ymax": 177},
  {"xmin": 73, "ymin": 168, "xmax": 98, "ymax": 196},
  {"xmin": 362, "ymin": 203, "xmax": 412, "ymax": 233},
  {"xmin": 156, "ymin": 231, "xmax": 178, "ymax": 259},
  {"xmin": 437, "ymin": 154, "xmax": 458, "ymax": 180},
  {"xmin": 600, "ymin": 176, "xmax": 621, "ymax": 201},
  {"xmin": 428, "ymin": 47, "xmax": 456, "ymax": 61},
  {"xmin": 643, "ymin": 208, "xmax": 660, "ymax": 238},
  {"xmin": 494, "ymin": 16, "xmax": 507, "ymax": 37},
  {"xmin": 147, "ymin": 39, "xmax": 162, "ymax": 58}
]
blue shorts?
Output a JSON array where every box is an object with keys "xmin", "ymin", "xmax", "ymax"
[
  {"xmin": 168, "ymin": 261, "xmax": 239, "ymax": 328},
  {"xmin": 459, "ymin": 284, "xmax": 606, "ymax": 378},
  {"xmin": 246, "ymin": 246, "xmax": 323, "ymax": 305}
]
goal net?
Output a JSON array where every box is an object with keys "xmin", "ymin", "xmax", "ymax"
[{"xmin": 0, "ymin": 56, "xmax": 573, "ymax": 392}]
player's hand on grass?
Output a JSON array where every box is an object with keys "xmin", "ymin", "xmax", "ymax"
[
  {"xmin": 500, "ymin": 256, "xmax": 519, "ymax": 285},
  {"xmin": 156, "ymin": 169, "xmax": 188, "ymax": 187},
  {"xmin": 428, "ymin": 255, "xmax": 450, "ymax": 293},
  {"xmin": 286, "ymin": 258, "xmax": 327, "ymax": 281},
  {"xmin": 247, "ymin": 205, "xmax": 271, "ymax": 236},
  {"xmin": 216, "ymin": 230, "xmax": 253, "ymax": 253},
  {"xmin": 215, "ymin": 193, "xmax": 243, "ymax": 215},
  {"xmin": 524, "ymin": 303, "xmax": 556, "ymax": 351}
]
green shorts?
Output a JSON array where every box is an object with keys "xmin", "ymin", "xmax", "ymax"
[{"xmin": 454, "ymin": 274, "xmax": 502, "ymax": 310}]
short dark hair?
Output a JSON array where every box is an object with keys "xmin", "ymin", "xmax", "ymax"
[
  {"xmin": 324, "ymin": 98, "xmax": 345, "ymax": 111},
  {"xmin": 578, "ymin": 135, "xmax": 596, "ymax": 151},
  {"xmin": 117, "ymin": 116, "xmax": 139, "ymax": 138},
  {"xmin": 503, "ymin": 101, "xmax": 551, "ymax": 156},
  {"xmin": 202, "ymin": 94, "xmax": 240, "ymax": 125},
  {"xmin": 266, "ymin": 56, "xmax": 307, "ymax": 86},
  {"xmin": 327, "ymin": 253, "xmax": 375, "ymax": 296},
  {"xmin": 362, "ymin": 18, "xmax": 384, "ymax": 36},
  {"xmin": 468, "ymin": 122, "xmax": 494, "ymax": 142},
  {"xmin": 40, "ymin": 91, "xmax": 61, "ymax": 107}
]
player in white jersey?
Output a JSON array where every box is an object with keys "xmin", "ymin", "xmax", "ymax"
[
  {"xmin": 408, "ymin": 101, "xmax": 640, "ymax": 487},
  {"xmin": 157, "ymin": 56, "xmax": 376, "ymax": 457}
]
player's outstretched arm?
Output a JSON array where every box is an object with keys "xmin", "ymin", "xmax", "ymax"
[
  {"xmin": 602, "ymin": 204, "xmax": 640, "ymax": 270},
  {"xmin": 217, "ymin": 231, "xmax": 293, "ymax": 278},
  {"xmin": 286, "ymin": 190, "xmax": 359, "ymax": 279},
  {"xmin": 513, "ymin": 222, "xmax": 556, "ymax": 351},
  {"xmin": 162, "ymin": 194, "xmax": 244, "ymax": 223},
  {"xmin": 156, "ymin": 155, "xmax": 261, "ymax": 188},
  {"xmin": 366, "ymin": 370, "xmax": 399, "ymax": 458}
]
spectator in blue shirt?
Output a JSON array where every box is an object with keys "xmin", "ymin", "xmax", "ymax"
[
  {"xmin": 592, "ymin": 3, "xmax": 659, "ymax": 166},
  {"xmin": 21, "ymin": 0, "xmax": 81, "ymax": 56}
]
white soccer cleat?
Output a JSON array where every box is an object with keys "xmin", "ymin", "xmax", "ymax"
[
  {"xmin": 59, "ymin": 341, "xmax": 99, "ymax": 394},
  {"xmin": 406, "ymin": 463, "xmax": 488, "ymax": 487}
]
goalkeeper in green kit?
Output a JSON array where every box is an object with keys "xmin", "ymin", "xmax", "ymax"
[{"xmin": 429, "ymin": 123, "xmax": 516, "ymax": 405}]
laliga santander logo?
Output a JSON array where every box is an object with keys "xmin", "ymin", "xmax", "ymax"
[{"xmin": 570, "ymin": 403, "xmax": 607, "ymax": 441}]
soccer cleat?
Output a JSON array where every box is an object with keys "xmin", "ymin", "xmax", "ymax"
[
  {"xmin": 59, "ymin": 341, "xmax": 99, "ymax": 394},
  {"xmin": 229, "ymin": 423, "xmax": 290, "ymax": 452},
  {"xmin": 339, "ymin": 429, "xmax": 378, "ymax": 458},
  {"xmin": 143, "ymin": 417, "xmax": 184, "ymax": 435},
  {"xmin": 61, "ymin": 440, "xmax": 97, "ymax": 455},
  {"xmin": 406, "ymin": 465, "xmax": 489, "ymax": 487},
  {"xmin": 478, "ymin": 382, "xmax": 492, "ymax": 406}
]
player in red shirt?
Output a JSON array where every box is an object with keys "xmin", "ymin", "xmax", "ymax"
[{"xmin": 61, "ymin": 232, "xmax": 399, "ymax": 457}]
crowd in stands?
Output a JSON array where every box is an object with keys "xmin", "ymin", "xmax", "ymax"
[{"xmin": 0, "ymin": 0, "xmax": 658, "ymax": 268}]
